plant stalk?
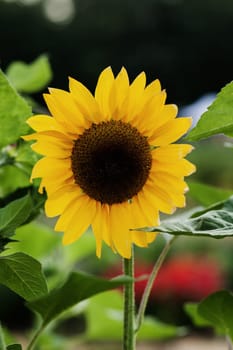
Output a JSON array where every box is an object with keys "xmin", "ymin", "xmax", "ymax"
[
  {"xmin": 123, "ymin": 248, "xmax": 136, "ymax": 350},
  {"xmin": 135, "ymin": 236, "xmax": 176, "ymax": 333},
  {"xmin": 26, "ymin": 324, "xmax": 45, "ymax": 350}
]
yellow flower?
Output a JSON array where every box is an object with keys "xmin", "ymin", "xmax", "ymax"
[{"xmin": 24, "ymin": 67, "xmax": 195, "ymax": 258}]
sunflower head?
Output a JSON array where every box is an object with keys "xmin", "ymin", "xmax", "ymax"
[{"xmin": 23, "ymin": 67, "xmax": 195, "ymax": 258}]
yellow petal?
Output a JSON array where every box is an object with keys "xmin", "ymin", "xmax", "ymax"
[
  {"xmin": 179, "ymin": 159, "xmax": 196, "ymax": 176},
  {"xmin": 132, "ymin": 231, "xmax": 157, "ymax": 247},
  {"xmin": 145, "ymin": 104, "xmax": 178, "ymax": 139},
  {"xmin": 152, "ymin": 158, "xmax": 196, "ymax": 177},
  {"xmin": 130, "ymin": 196, "xmax": 158, "ymax": 246},
  {"xmin": 143, "ymin": 183, "xmax": 175, "ymax": 214},
  {"xmin": 44, "ymin": 175, "xmax": 74, "ymax": 196},
  {"xmin": 150, "ymin": 117, "xmax": 192, "ymax": 146},
  {"xmin": 150, "ymin": 172, "xmax": 188, "ymax": 193},
  {"xmin": 39, "ymin": 175, "xmax": 73, "ymax": 195},
  {"xmin": 132, "ymin": 231, "xmax": 148, "ymax": 247},
  {"xmin": 26, "ymin": 115, "xmax": 64, "ymax": 133},
  {"xmin": 43, "ymin": 93, "xmax": 72, "ymax": 130},
  {"xmin": 22, "ymin": 133, "xmax": 36, "ymax": 141},
  {"xmin": 69, "ymin": 76, "xmax": 101, "ymax": 123},
  {"xmin": 152, "ymin": 144, "xmax": 194, "ymax": 161},
  {"xmin": 93, "ymin": 204, "xmax": 116, "ymax": 253},
  {"xmin": 128, "ymin": 200, "xmax": 150, "ymax": 247},
  {"xmin": 48, "ymin": 88, "xmax": 90, "ymax": 131},
  {"xmin": 54, "ymin": 196, "xmax": 79, "ymax": 230},
  {"xmin": 134, "ymin": 91, "xmax": 166, "ymax": 133},
  {"xmin": 146, "ymin": 232, "xmax": 157, "ymax": 244},
  {"xmin": 155, "ymin": 104, "xmax": 178, "ymax": 125},
  {"xmin": 54, "ymin": 194, "xmax": 86, "ymax": 230},
  {"xmin": 148, "ymin": 175, "xmax": 186, "ymax": 208},
  {"xmin": 31, "ymin": 157, "xmax": 72, "ymax": 180},
  {"xmin": 133, "ymin": 194, "xmax": 160, "ymax": 227},
  {"xmin": 91, "ymin": 201, "xmax": 104, "ymax": 258},
  {"xmin": 110, "ymin": 67, "xmax": 129, "ymax": 118},
  {"xmin": 23, "ymin": 128, "xmax": 75, "ymax": 144},
  {"xmin": 31, "ymin": 137, "xmax": 72, "ymax": 158},
  {"xmin": 143, "ymin": 79, "xmax": 161, "ymax": 102},
  {"xmin": 100, "ymin": 204, "xmax": 115, "ymax": 251},
  {"xmin": 61, "ymin": 196, "xmax": 97, "ymax": 245},
  {"xmin": 45, "ymin": 186, "xmax": 82, "ymax": 217},
  {"xmin": 95, "ymin": 66, "xmax": 115, "ymax": 120},
  {"xmin": 25, "ymin": 131, "xmax": 74, "ymax": 147},
  {"xmin": 109, "ymin": 203, "xmax": 132, "ymax": 258},
  {"xmin": 123, "ymin": 71, "xmax": 146, "ymax": 123}
]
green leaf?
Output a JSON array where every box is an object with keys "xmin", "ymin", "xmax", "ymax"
[
  {"xmin": 0, "ymin": 328, "xmax": 17, "ymax": 348},
  {"xmin": 85, "ymin": 290, "xmax": 123, "ymax": 340},
  {"xmin": 188, "ymin": 181, "xmax": 233, "ymax": 207},
  {"xmin": 0, "ymin": 165, "xmax": 30, "ymax": 199},
  {"xmin": 22, "ymin": 188, "xmax": 46, "ymax": 225},
  {"xmin": 86, "ymin": 291, "xmax": 184, "ymax": 341},
  {"xmin": 35, "ymin": 331, "xmax": 67, "ymax": 350},
  {"xmin": 187, "ymin": 81, "xmax": 233, "ymax": 141},
  {"xmin": 28, "ymin": 272, "xmax": 131, "ymax": 328},
  {"xmin": 7, "ymin": 345, "xmax": 22, "ymax": 350},
  {"xmin": 11, "ymin": 221, "xmax": 60, "ymax": 259},
  {"xmin": 0, "ymin": 70, "xmax": 31, "ymax": 149},
  {"xmin": 0, "ymin": 323, "xmax": 6, "ymax": 350},
  {"xmin": 0, "ymin": 194, "xmax": 32, "ymax": 237},
  {"xmin": 6, "ymin": 55, "xmax": 52, "ymax": 94},
  {"xmin": 184, "ymin": 303, "xmax": 213, "ymax": 327},
  {"xmin": 141, "ymin": 196, "xmax": 233, "ymax": 239},
  {"xmin": 137, "ymin": 316, "xmax": 186, "ymax": 340},
  {"xmin": 62, "ymin": 229, "xmax": 96, "ymax": 267},
  {"xmin": 0, "ymin": 237, "xmax": 15, "ymax": 254},
  {"xmin": 0, "ymin": 252, "xmax": 48, "ymax": 301},
  {"xmin": 15, "ymin": 141, "xmax": 40, "ymax": 168},
  {"xmin": 198, "ymin": 290, "xmax": 233, "ymax": 341}
]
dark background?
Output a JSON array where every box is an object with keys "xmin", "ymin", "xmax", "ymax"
[{"xmin": 0, "ymin": 0, "xmax": 233, "ymax": 106}]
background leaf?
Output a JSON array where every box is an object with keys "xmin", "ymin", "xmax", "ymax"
[
  {"xmin": 184, "ymin": 303, "xmax": 213, "ymax": 328},
  {"xmin": 0, "ymin": 165, "xmax": 30, "ymax": 199},
  {"xmin": 6, "ymin": 55, "xmax": 52, "ymax": 94},
  {"xmin": 85, "ymin": 290, "xmax": 123, "ymax": 340},
  {"xmin": 0, "ymin": 252, "xmax": 48, "ymax": 301},
  {"xmin": 0, "ymin": 194, "xmax": 32, "ymax": 239},
  {"xmin": 0, "ymin": 323, "xmax": 6, "ymax": 350},
  {"xmin": 0, "ymin": 70, "xmax": 31, "ymax": 149},
  {"xmin": 137, "ymin": 316, "xmax": 186, "ymax": 340},
  {"xmin": 142, "ymin": 196, "xmax": 233, "ymax": 239},
  {"xmin": 86, "ymin": 291, "xmax": 185, "ymax": 340},
  {"xmin": 28, "ymin": 272, "xmax": 131, "ymax": 328},
  {"xmin": 188, "ymin": 181, "xmax": 233, "ymax": 207},
  {"xmin": 187, "ymin": 81, "xmax": 233, "ymax": 141},
  {"xmin": 10, "ymin": 221, "xmax": 60, "ymax": 259},
  {"xmin": 6, "ymin": 345, "xmax": 22, "ymax": 350},
  {"xmin": 198, "ymin": 290, "xmax": 233, "ymax": 341}
]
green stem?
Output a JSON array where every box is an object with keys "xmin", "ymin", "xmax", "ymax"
[
  {"xmin": 123, "ymin": 248, "xmax": 136, "ymax": 350},
  {"xmin": 26, "ymin": 324, "xmax": 45, "ymax": 350},
  {"xmin": 135, "ymin": 236, "xmax": 176, "ymax": 333}
]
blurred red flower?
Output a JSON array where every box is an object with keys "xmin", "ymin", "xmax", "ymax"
[
  {"xmin": 104, "ymin": 254, "xmax": 225, "ymax": 303},
  {"xmin": 153, "ymin": 255, "xmax": 225, "ymax": 301}
]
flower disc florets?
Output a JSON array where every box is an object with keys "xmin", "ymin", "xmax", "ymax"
[{"xmin": 71, "ymin": 120, "xmax": 152, "ymax": 204}]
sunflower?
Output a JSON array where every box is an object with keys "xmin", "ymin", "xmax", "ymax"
[{"xmin": 24, "ymin": 67, "xmax": 195, "ymax": 258}]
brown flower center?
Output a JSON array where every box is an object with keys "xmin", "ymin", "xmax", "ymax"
[{"xmin": 71, "ymin": 120, "xmax": 152, "ymax": 204}]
